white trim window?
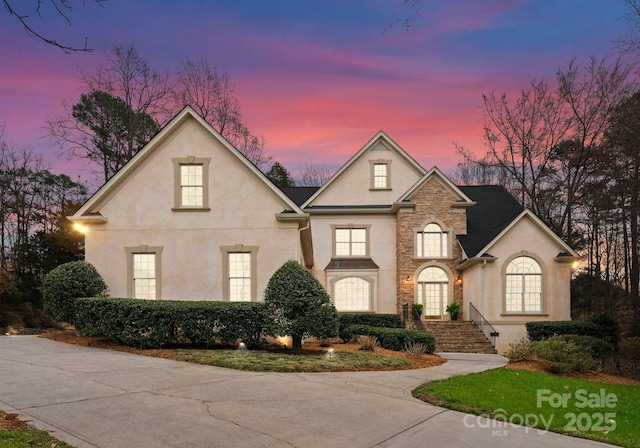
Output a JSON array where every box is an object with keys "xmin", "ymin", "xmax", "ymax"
[
  {"xmin": 373, "ymin": 163, "xmax": 388, "ymax": 188},
  {"xmin": 335, "ymin": 228, "xmax": 367, "ymax": 257},
  {"xmin": 416, "ymin": 223, "xmax": 448, "ymax": 258},
  {"xmin": 228, "ymin": 252, "xmax": 252, "ymax": 302},
  {"xmin": 505, "ymin": 256, "xmax": 542, "ymax": 312},
  {"xmin": 132, "ymin": 253, "xmax": 157, "ymax": 300},
  {"xmin": 333, "ymin": 277, "xmax": 371, "ymax": 311},
  {"xmin": 417, "ymin": 266, "xmax": 449, "ymax": 317},
  {"xmin": 172, "ymin": 157, "xmax": 210, "ymax": 210},
  {"xmin": 180, "ymin": 164, "xmax": 204, "ymax": 207}
]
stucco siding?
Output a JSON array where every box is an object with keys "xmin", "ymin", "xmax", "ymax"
[
  {"xmin": 309, "ymin": 214, "xmax": 397, "ymax": 313},
  {"xmin": 83, "ymin": 117, "xmax": 302, "ymax": 301},
  {"xmin": 311, "ymin": 142, "xmax": 422, "ymax": 206},
  {"xmin": 464, "ymin": 216, "xmax": 573, "ymax": 353}
]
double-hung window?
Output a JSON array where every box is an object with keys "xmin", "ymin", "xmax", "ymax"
[
  {"xmin": 228, "ymin": 252, "xmax": 252, "ymax": 302},
  {"xmin": 172, "ymin": 157, "xmax": 210, "ymax": 210},
  {"xmin": 370, "ymin": 160, "xmax": 391, "ymax": 189},
  {"xmin": 221, "ymin": 245, "xmax": 258, "ymax": 302},
  {"xmin": 126, "ymin": 246, "xmax": 162, "ymax": 300},
  {"xmin": 180, "ymin": 164, "xmax": 203, "ymax": 207}
]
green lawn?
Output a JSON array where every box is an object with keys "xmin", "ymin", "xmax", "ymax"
[
  {"xmin": 175, "ymin": 348, "xmax": 410, "ymax": 372},
  {"xmin": 413, "ymin": 368, "xmax": 640, "ymax": 448},
  {"xmin": 0, "ymin": 415, "xmax": 75, "ymax": 448}
]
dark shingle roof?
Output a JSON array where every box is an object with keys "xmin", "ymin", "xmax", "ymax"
[
  {"xmin": 280, "ymin": 187, "xmax": 320, "ymax": 206},
  {"xmin": 456, "ymin": 185, "xmax": 524, "ymax": 258}
]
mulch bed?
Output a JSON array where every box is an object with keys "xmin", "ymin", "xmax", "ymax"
[
  {"xmin": 40, "ymin": 331, "xmax": 447, "ymax": 370},
  {"xmin": 506, "ymin": 360, "xmax": 640, "ymax": 385}
]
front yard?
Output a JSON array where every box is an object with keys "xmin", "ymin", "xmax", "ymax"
[{"xmin": 413, "ymin": 366, "xmax": 640, "ymax": 448}]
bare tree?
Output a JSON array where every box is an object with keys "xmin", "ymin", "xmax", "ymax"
[
  {"xmin": 81, "ymin": 43, "xmax": 174, "ymax": 124},
  {"xmin": 174, "ymin": 58, "xmax": 270, "ymax": 169},
  {"xmin": 482, "ymin": 77, "xmax": 572, "ymax": 214},
  {"xmin": 553, "ymin": 56, "xmax": 635, "ymax": 245},
  {"xmin": 296, "ymin": 163, "xmax": 333, "ymax": 187},
  {"xmin": 2, "ymin": 0, "xmax": 106, "ymax": 53},
  {"xmin": 48, "ymin": 43, "xmax": 171, "ymax": 183}
]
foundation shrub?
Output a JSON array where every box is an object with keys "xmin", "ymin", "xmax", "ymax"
[
  {"xmin": 346, "ymin": 324, "xmax": 435, "ymax": 353},
  {"xmin": 74, "ymin": 298, "xmax": 269, "ymax": 349},
  {"xmin": 526, "ymin": 312, "xmax": 621, "ymax": 350},
  {"xmin": 42, "ymin": 261, "xmax": 108, "ymax": 324},
  {"xmin": 338, "ymin": 313, "xmax": 402, "ymax": 341}
]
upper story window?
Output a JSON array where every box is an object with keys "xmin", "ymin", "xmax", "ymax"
[
  {"xmin": 172, "ymin": 157, "xmax": 211, "ymax": 211},
  {"xmin": 180, "ymin": 164, "xmax": 203, "ymax": 206},
  {"xmin": 370, "ymin": 159, "xmax": 391, "ymax": 189},
  {"xmin": 416, "ymin": 223, "xmax": 449, "ymax": 258},
  {"xmin": 505, "ymin": 256, "xmax": 543, "ymax": 313},
  {"xmin": 334, "ymin": 226, "xmax": 368, "ymax": 257}
]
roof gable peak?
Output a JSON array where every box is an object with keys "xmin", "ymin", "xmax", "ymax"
[{"xmin": 302, "ymin": 131, "xmax": 426, "ymax": 207}]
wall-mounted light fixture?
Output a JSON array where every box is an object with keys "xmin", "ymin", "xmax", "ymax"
[
  {"xmin": 456, "ymin": 272, "xmax": 463, "ymax": 285},
  {"xmin": 404, "ymin": 274, "xmax": 413, "ymax": 285},
  {"xmin": 73, "ymin": 223, "xmax": 88, "ymax": 234}
]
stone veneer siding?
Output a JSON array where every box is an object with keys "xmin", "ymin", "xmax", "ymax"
[{"xmin": 396, "ymin": 178, "xmax": 467, "ymax": 326}]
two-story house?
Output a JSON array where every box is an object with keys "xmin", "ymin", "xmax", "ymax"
[{"xmin": 69, "ymin": 107, "xmax": 579, "ymax": 353}]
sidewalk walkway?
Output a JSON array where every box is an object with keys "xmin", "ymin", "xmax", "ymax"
[{"xmin": 0, "ymin": 336, "xmax": 616, "ymax": 448}]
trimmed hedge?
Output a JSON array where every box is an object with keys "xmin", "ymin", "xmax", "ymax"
[
  {"xmin": 74, "ymin": 298, "xmax": 269, "ymax": 349},
  {"xmin": 338, "ymin": 313, "xmax": 402, "ymax": 341},
  {"xmin": 526, "ymin": 320, "xmax": 600, "ymax": 341},
  {"xmin": 346, "ymin": 324, "xmax": 435, "ymax": 353},
  {"xmin": 526, "ymin": 312, "xmax": 621, "ymax": 349}
]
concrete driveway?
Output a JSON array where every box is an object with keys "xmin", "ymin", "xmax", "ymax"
[{"xmin": 0, "ymin": 336, "xmax": 615, "ymax": 448}]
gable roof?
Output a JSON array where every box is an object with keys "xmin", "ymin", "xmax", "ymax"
[
  {"xmin": 280, "ymin": 187, "xmax": 320, "ymax": 207},
  {"xmin": 70, "ymin": 106, "xmax": 305, "ymax": 221},
  {"xmin": 397, "ymin": 166, "xmax": 475, "ymax": 206},
  {"xmin": 301, "ymin": 131, "xmax": 426, "ymax": 208},
  {"xmin": 456, "ymin": 186, "xmax": 524, "ymax": 258},
  {"xmin": 456, "ymin": 185, "xmax": 578, "ymax": 260}
]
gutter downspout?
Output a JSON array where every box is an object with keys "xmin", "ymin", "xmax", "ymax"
[
  {"xmin": 298, "ymin": 219, "xmax": 311, "ymax": 266},
  {"xmin": 481, "ymin": 259, "xmax": 487, "ymax": 311}
]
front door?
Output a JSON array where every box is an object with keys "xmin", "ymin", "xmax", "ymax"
[{"xmin": 417, "ymin": 267, "xmax": 449, "ymax": 319}]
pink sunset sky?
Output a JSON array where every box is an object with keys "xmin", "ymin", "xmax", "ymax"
[{"xmin": 0, "ymin": 0, "xmax": 634, "ymax": 187}]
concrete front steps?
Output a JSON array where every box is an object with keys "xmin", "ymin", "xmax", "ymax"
[{"xmin": 418, "ymin": 320, "xmax": 496, "ymax": 354}]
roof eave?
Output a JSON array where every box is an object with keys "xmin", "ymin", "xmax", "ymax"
[{"xmin": 457, "ymin": 255, "xmax": 498, "ymax": 270}]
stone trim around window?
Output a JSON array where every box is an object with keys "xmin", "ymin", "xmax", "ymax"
[
  {"xmin": 369, "ymin": 159, "xmax": 392, "ymax": 190},
  {"xmin": 172, "ymin": 156, "xmax": 211, "ymax": 211},
  {"xmin": 501, "ymin": 251, "xmax": 546, "ymax": 314},
  {"xmin": 125, "ymin": 245, "xmax": 163, "ymax": 300},
  {"xmin": 220, "ymin": 245, "xmax": 259, "ymax": 302}
]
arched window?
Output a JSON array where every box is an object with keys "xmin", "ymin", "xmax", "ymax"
[
  {"xmin": 417, "ymin": 266, "xmax": 449, "ymax": 317},
  {"xmin": 416, "ymin": 223, "xmax": 448, "ymax": 258},
  {"xmin": 505, "ymin": 256, "xmax": 542, "ymax": 312},
  {"xmin": 333, "ymin": 277, "xmax": 371, "ymax": 311}
]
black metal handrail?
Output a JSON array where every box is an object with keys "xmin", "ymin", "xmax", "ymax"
[{"xmin": 468, "ymin": 302, "xmax": 499, "ymax": 349}]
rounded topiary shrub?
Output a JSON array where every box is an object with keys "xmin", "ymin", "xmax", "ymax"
[
  {"xmin": 42, "ymin": 261, "xmax": 108, "ymax": 323},
  {"xmin": 264, "ymin": 259, "xmax": 338, "ymax": 353}
]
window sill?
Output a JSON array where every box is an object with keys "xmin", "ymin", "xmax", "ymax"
[
  {"xmin": 369, "ymin": 188, "xmax": 392, "ymax": 191},
  {"xmin": 500, "ymin": 313, "xmax": 548, "ymax": 316},
  {"xmin": 172, "ymin": 207, "xmax": 211, "ymax": 212}
]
